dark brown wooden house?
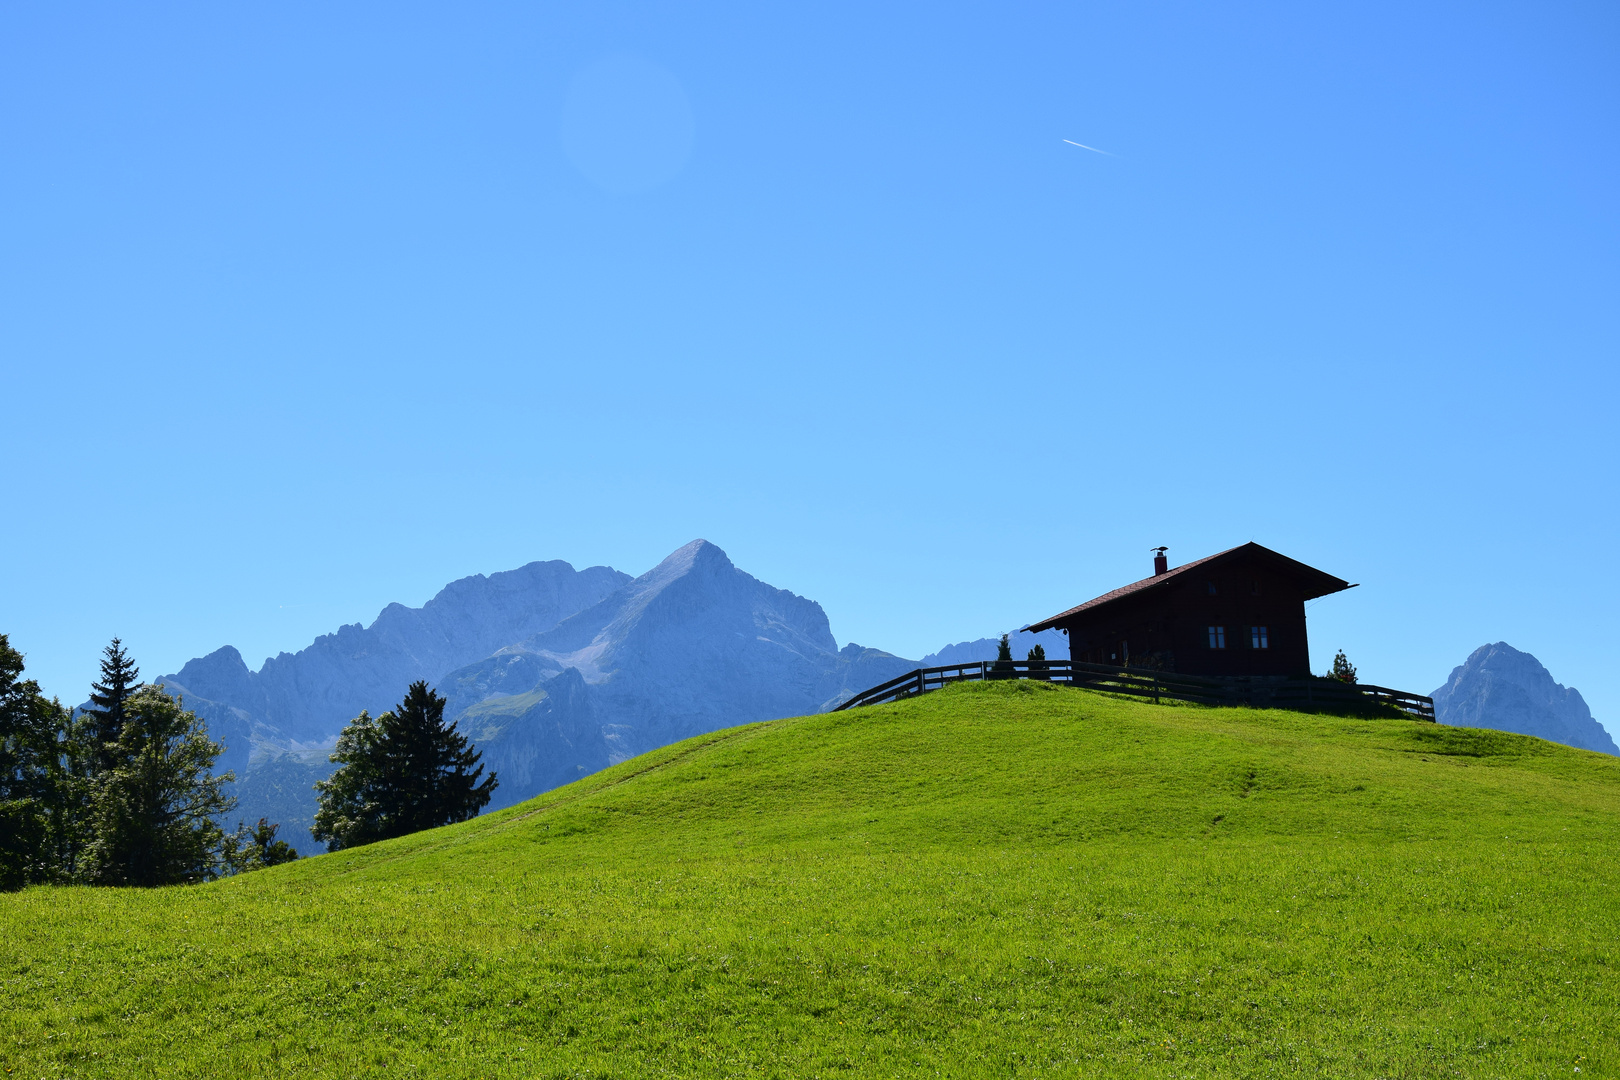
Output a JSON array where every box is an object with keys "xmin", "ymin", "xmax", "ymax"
[{"xmin": 1024, "ymin": 543, "xmax": 1354, "ymax": 678}]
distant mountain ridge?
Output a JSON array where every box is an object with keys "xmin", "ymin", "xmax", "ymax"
[
  {"xmin": 427, "ymin": 540, "xmax": 922, "ymax": 809},
  {"xmin": 920, "ymin": 629, "xmax": 1070, "ymax": 669},
  {"xmin": 161, "ymin": 559, "xmax": 630, "ymax": 751},
  {"xmin": 1431, "ymin": 642, "xmax": 1616, "ymax": 756},
  {"xmin": 157, "ymin": 541, "xmax": 925, "ymax": 843}
]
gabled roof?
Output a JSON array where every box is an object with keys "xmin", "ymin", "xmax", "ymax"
[{"xmin": 1024, "ymin": 543, "xmax": 1354, "ymax": 633}]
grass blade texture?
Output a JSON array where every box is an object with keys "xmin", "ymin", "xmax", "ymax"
[{"xmin": 3, "ymin": 680, "xmax": 1616, "ymax": 1077}]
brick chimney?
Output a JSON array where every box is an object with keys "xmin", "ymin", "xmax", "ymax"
[{"xmin": 1152, "ymin": 547, "xmax": 1168, "ymax": 576}]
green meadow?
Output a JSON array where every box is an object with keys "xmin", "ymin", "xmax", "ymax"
[{"xmin": 3, "ymin": 680, "xmax": 1617, "ymax": 1078}]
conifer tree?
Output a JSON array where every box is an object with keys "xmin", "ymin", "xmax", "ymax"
[
  {"xmin": 313, "ymin": 681, "xmax": 496, "ymax": 852},
  {"xmin": 83, "ymin": 638, "xmax": 140, "ymax": 775},
  {"xmin": 81, "ymin": 686, "xmax": 235, "ymax": 887},
  {"xmin": 222, "ymin": 818, "xmax": 299, "ymax": 873},
  {"xmin": 246, "ymin": 818, "xmax": 298, "ymax": 867},
  {"xmin": 990, "ymin": 633, "xmax": 1015, "ymax": 676},
  {"xmin": 1328, "ymin": 650, "xmax": 1358, "ymax": 684}
]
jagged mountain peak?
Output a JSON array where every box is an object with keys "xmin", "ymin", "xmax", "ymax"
[
  {"xmin": 650, "ymin": 538, "xmax": 731, "ymax": 575},
  {"xmin": 158, "ymin": 557, "xmax": 631, "ymax": 744},
  {"xmin": 515, "ymin": 540, "xmax": 837, "ymax": 679},
  {"xmin": 1432, "ymin": 642, "xmax": 1615, "ymax": 755},
  {"xmin": 613, "ymin": 539, "xmax": 740, "ymax": 615},
  {"xmin": 172, "ymin": 643, "xmax": 249, "ymax": 683},
  {"xmin": 162, "ymin": 645, "xmax": 258, "ymax": 707},
  {"xmin": 153, "ymin": 540, "xmax": 923, "ymax": 852},
  {"xmin": 1438, "ymin": 642, "xmax": 1572, "ymax": 705}
]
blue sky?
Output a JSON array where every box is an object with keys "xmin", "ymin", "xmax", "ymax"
[{"xmin": 2, "ymin": 2, "xmax": 1616, "ymax": 733}]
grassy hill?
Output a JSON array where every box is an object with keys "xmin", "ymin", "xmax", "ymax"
[{"xmin": 3, "ymin": 681, "xmax": 1617, "ymax": 1077}]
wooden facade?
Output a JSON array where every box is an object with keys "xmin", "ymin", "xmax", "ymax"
[{"xmin": 1024, "ymin": 543, "xmax": 1354, "ymax": 679}]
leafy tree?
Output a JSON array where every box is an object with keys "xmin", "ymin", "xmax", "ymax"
[
  {"xmin": 83, "ymin": 638, "xmax": 140, "ymax": 776},
  {"xmin": 223, "ymin": 818, "xmax": 299, "ymax": 873},
  {"xmin": 44, "ymin": 709, "xmax": 97, "ymax": 883},
  {"xmin": 81, "ymin": 686, "xmax": 235, "ymax": 887},
  {"xmin": 1328, "ymin": 650, "xmax": 1358, "ymax": 684},
  {"xmin": 313, "ymin": 682, "xmax": 497, "ymax": 852},
  {"xmin": 0, "ymin": 635, "xmax": 68, "ymax": 890}
]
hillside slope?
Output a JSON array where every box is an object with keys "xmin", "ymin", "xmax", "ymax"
[{"xmin": 3, "ymin": 682, "xmax": 1617, "ymax": 1078}]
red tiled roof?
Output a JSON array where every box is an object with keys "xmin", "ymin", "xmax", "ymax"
[{"xmin": 1023, "ymin": 543, "xmax": 1353, "ymax": 633}]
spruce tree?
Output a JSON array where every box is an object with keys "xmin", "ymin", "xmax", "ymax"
[
  {"xmin": 313, "ymin": 681, "xmax": 496, "ymax": 852},
  {"xmin": 245, "ymin": 818, "xmax": 298, "ymax": 867},
  {"xmin": 990, "ymin": 633, "xmax": 1015, "ymax": 677},
  {"xmin": 83, "ymin": 638, "xmax": 140, "ymax": 775},
  {"xmin": 1328, "ymin": 650, "xmax": 1358, "ymax": 684},
  {"xmin": 81, "ymin": 685, "xmax": 235, "ymax": 887},
  {"xmin": 222, "ymin": 818, "xmax": 299, "ymax": 873}
]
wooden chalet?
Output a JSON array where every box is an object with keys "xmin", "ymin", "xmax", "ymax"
[{"xmin": 1024, "ymin": 543, "xmax": 1354, "ymax": 678}]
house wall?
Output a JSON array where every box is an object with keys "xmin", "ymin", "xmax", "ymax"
[{"xmin": 1060, "ymin": 553, "xmax": 1317, "ymax": 678}]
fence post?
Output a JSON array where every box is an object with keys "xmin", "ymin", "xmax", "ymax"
[{"xmin": 916, "ymin": 669, "xmax": 924, "ymax": 697}]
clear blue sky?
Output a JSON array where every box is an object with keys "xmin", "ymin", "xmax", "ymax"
[{"xmin": 3, "ymin": 2, "xmax": 1616, "ymax": 733}]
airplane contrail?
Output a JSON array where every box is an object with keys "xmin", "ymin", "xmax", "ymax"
[{"xmin": 1063, "ymin": 139, "xmax": 1114, "ymax": 156}]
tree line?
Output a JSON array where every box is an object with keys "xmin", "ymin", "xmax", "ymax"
[{"xmin": 0, "ymin": 634, "xmax": 496, "ymax": 891}]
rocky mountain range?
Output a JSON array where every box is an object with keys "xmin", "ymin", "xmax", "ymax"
[
  {"xmin": 159, "ymin": 558, "xmax": 631, "ymax": 772},
  {"xmin": 1431, "ymin": 642, "xmax": 1616, "ymax": 756},
  {"xmin": 426, "ymin": 539, "xmax": 926, "ymax": 809},
  {"xmin": 919, "ymin": 629, "xmax": 1070, "ymax": 668},
  {"xmin": 157, "ymin": 541, "xmax": 931, "ymax": 850}
]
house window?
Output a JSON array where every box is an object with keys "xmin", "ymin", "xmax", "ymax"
[
  {"xmin": 1251, "ymin": 626, "xmax": 1269, "ymax": 649},
  {"xmin": 1207, "ymin": 581, "xmax": 1218, "ymax": 595},
  {"xmin": 1207, "ymin": 625, "xmax": 1226, "ymax": 649}
]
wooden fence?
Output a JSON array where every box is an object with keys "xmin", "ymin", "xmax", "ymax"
[{"xmin": 832, "ymin": 659, "xmax": 1435, "ymax": 722}]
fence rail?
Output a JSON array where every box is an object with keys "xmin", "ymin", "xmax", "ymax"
[{"xmin": 833, "ymin": 659, "xmax": 1435, "ymax": 721}]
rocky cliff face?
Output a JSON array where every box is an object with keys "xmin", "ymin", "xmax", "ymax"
[
  {"xmin": 435, "ymin": 540, "xmax": 918, "ymax": 779},
  {"xmin": 455, "ymin": 667, "xmax": 608, "ymax": 812},
  {"xmin": 1432, "ymin": 643, "xmax": 1616, "ymax": 755}
]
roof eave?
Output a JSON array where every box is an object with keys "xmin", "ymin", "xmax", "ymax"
[{"xmin": 1024, "ymin": 543, "xmax": 1354, "ymax": 631}]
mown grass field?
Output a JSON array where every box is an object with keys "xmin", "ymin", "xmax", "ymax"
[{"xmin": 3, "ymin": 680, "xmax": 1617, "ymax": 1078}]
